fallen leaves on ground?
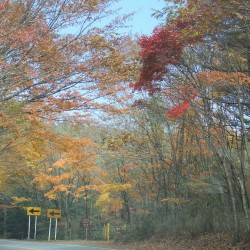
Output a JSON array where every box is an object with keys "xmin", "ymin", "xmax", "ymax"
[{"xmin": 111, "ymin": 233, "xmax": 250, "ymax": 250}]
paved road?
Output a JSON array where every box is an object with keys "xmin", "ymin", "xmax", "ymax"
[{"xmin": 0, "ymin": 240, "xmax": 118, "ymax": 250}]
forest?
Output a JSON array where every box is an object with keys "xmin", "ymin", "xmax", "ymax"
[{"xmin": 0, "ymin": 0, "xmax": 250, "ymax": 248}]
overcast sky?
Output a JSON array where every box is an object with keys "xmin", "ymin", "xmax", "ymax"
[{"xmin": 114, "ymin": 0, "xmax": 166, "ymax": 35}]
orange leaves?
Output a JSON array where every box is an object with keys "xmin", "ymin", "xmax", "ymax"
[
  {"xmin": 0, "ymin": 0, "xmax": 137, "ymax": 123},
  {"xmin": 0, "ymin": 0, "xmax": 139, "ymax": 209},
  {"xmin": 197, "ymin": 71, "xmax": 250, "ymax": 86},
  {"xmin": 29, "ymin": 124, "xmax": 106, "ymax": 203},
  {"xmin": 45, "ymin": 184, "xmax": 75, "ymax": 200},
  {"xmin": 175, "ymin": 0, "xmax": 248, "ymax": 40},
  {"xmin": 52, "ymin": 159, "xmax": 70, "ymax": 169},
  {"xmin": 0, "ymin": 111, "xmax": 53, "ymax": 192},
  {"xmin": 74, "ymin": 184, "xmax": 97, "ymax": 199},
  {"xmin": 33, "ymin": 173, "xmax": 53, "ymax": 190},
  {"xmin": 95, "ymin": 183, "xmax": 132, "ymax": 213},
  {"xmin": 181, "ymin": 167, "xmax": 188, "ymax": 175}
]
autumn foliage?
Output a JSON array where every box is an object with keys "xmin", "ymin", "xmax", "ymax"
[
  {"xmin": 131, "ymin": 0, "xmax": 250, "ymax": 242},
  {"xmin": 134, "ymin": 0, "xmax": 249, "ymax": 118},
  {"xmin": 0, "ymin": 0, "xmax": 250, "ymax": 244}
]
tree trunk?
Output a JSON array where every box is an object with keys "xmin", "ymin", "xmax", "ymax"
[{"xmin": 223, "ymin": 160, "xmax": 239, "ymax": 243}]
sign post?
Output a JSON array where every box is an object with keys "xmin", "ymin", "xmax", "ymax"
[
  {"xmin": 107, "ymin": 223, "xmax": 110, "ymax": 242},
  {"xmin": 80, "ymin": 219, "xmax": 90, "ymax": 240},
  {"xmin": 28, "ymin": 215, "xmax": 31, "ymax": 240},
  {"xmin": 34, "ymin": 216, "xmax": 37, "ymax": 240},
  {"xmin": 103, "ymin": 223, "xmax": 110, "ymax": 241},
  {"xmin": 26, "ymin": 207, "xmax": 41, "ymax": 240},
  {"xmin": 48, "ymin": 218, "xmax": 52, "ymax": 241},
  {"xmin": 55, "ymin": 218, "xmax": 58, "ymax": 240},
  {"xmin": 47, "ymin": 209, "xmax": 61, "ymax": 241}
]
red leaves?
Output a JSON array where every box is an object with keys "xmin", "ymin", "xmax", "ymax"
[
  {"xmin": 133, "ymin": 0, "xmax": 210, "ymax": 95},
  {"xmin": 134, "ymin": 17, "xmax": 202, "ymax": 94},
  {"xmin": 166, "ymin": 100, "xmax": 190, "ymax": 119},
  {"xmin": 166, "ymin": 88, "xmax": 197, "ymax": 119},
  {"xmin": 134, "ymin": 26, "xmax": 184, "ymax": 94}
]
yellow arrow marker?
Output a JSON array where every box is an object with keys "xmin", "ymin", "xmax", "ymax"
[
  {"xmin": 47, "ymin": 209, "xmax": 61, "ymax": 219},
  {"xmin": 27, "ymin": 207, "xmax": 41, "ymax": 216}
]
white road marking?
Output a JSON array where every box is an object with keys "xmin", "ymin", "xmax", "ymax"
[
  {"xmin": 38, "ymin": 243, "xmax": 118, "ymax": 249},
  {"xmin": 0, "ymin": 240, "xmax": 118, "ymax": 250},
  {"xmin": 0, "ymin": 244, "xmax": 41, "ymax": 250}
]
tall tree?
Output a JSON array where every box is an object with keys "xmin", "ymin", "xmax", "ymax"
[{"xmin": 134, "ymin": 0, "xmax": 250, "ymax": 241}]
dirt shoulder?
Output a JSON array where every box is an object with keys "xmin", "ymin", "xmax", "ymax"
[
  {"xmin": 46, "ymin": 233, "xmax": 250, "ymax": 250},
  {"xmin": 111, "ymin": 233, "xmax": 250, "ymax": 250}
]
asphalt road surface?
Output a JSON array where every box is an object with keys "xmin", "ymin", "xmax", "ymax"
[{"xmin": 0, "ymin": 240, "xmax": 118, "ymax": 250}]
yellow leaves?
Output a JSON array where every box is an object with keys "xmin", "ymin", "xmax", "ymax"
[
  {"xmin": 181, "ymin": 167, "xmax": 187, "ymax": 175},
  {"xmin": 235, "ymin": 12, "xmax": 245, "ymax": 20},
  {"xmin": 19, "ymin": 141, "xmax": 44, "ymax": 163},
  {"xmin": 96, "ymin": 193, "xmax": 111, "ymax": 206},
  {"xmin": 33, "ymin": 174, "xmax": 50, "ymax": 190},
  {"xmin": 95, "ymin": 183, "xmax": 132, "ymax": 213},
  {"xmin": 93, "ymin": 178, "xmax": 104, "ymax": 185},
  {"xmin": 103, "ymin": 131, "xmax": 133, "ymax": 151},
  {"xmin": 53, "ymin": 158, "xmax": 75, "ymax": 169},
  {"xmin": 34, "ymin": 172, "xmax": 75, "ymax": 188},
  {"xmin": 103, "ymin": 183, "xmax": 132, "ymax": 193},
  {"xmin": 59, "ymin": 172, "xmax": 75, "ymax": 181},
  {"xmin": 29, "ymin": 126, "xmax": 104, "ymax": 204},
  {"xmin": 0, "ymin": 0, "xmax": 139, "ymax": 212},
  {"xmin": 0, "ymin": 112, "xmax": 56, "ymax": 196},
  {"xmin": 45, "ymin": 184, "xmax": 76, "ymax": 200},
  {"xmin": 34, "ymin": 170, "xmax": 78, "ymax": 200},
  {"xmin": 65, "ymin": 0, "xmax": 102, "ymax": 13},
  {"xmin": 90, "ymin": 34, "xmax": 106, "ymax": 45},
  {"xmin": 11, "ymin": 197, "xmax": 30, "ymax": 206},
  {"xmin": 74, "ymin": 184, "xmax": 98, "ymax": 199},
  {"xmin": 96, "ymin": 195, "xmax": 123, "ymax": 213},
  {"xmin": 45, "ymin": 191, "xmax": 57, "ymax": 200},
  {"xmin": 161, "ymin": 197, "xmax": 190, "ymax": 205}
]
